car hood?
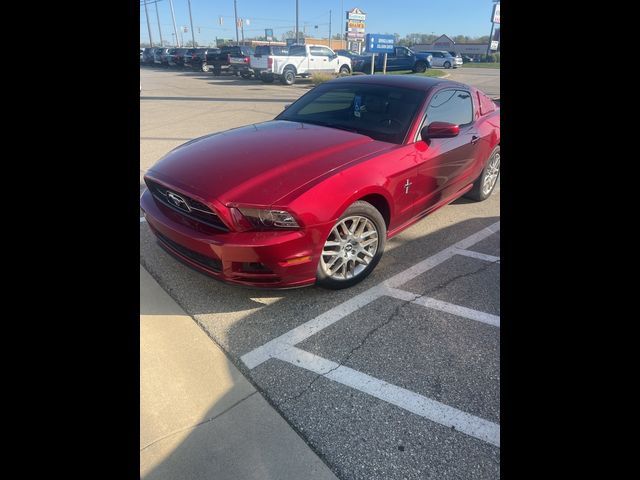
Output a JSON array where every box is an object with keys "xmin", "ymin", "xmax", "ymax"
[{"xmin": 147, "ymin": 120, "xmax": 393, "ymax": 207}]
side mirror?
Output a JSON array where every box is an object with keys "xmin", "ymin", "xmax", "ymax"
[
  {"xmin": 421, "ymin": 121, "xmax": 460, "ymax": 140},
  {"xmin": 330, "ymin": 53, "xmax": 338, "ymax": 60}
]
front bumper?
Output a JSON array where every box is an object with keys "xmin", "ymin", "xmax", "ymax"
[{"xmin": 140, "ymin": 189, "xmax": 330, "ymax": 288}]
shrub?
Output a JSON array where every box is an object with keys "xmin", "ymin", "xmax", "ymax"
[{"xmin": 311, "ymin": 72, "xmax": 336, "ymax": 85}]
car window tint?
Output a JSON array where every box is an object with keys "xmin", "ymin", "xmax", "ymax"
[
  {"xmin": 277, "ymin": 84, "xmax": 426, "ymax": 144},
  {"xmin": 425, "ymin": 89, "xmax": 473, "ymax": 127},
  {"xmin": 297, "ymin": 91, "xmax": 355, "ymax": 115},
  {"xmin": 289, "ymin": 45, "xmax": 306, "ymax": 56}
]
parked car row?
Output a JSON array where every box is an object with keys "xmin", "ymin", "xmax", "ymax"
[{"xmin": 141, "ymin": 44, "xmax": 353, "ymax": 86}]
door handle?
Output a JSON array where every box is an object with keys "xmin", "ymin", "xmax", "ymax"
[{"xmin": 471, "ymin": 135, "xmax": 479, "ymax": 144}]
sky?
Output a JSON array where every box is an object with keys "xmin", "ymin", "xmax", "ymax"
[{"xmin": 140, "ymin": 0, "xmax": 498, "ymax": 46}]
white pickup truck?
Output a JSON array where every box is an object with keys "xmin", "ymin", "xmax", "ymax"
[{"xmin": 251, "ymin": 44, "xmax": 352, "ymax": 85}]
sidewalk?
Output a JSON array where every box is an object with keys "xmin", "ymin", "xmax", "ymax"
[{"xmin": 140, "ymin": 265, "xmax": 338, "ymax": 480}]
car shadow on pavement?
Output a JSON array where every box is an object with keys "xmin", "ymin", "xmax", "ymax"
[{"xmin": 140, "ymin": 215, "xmax": 500, "ymax": 479}]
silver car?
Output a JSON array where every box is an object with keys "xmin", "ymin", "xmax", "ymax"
[{"xmin": 422, "ymin": 50, "xmax": 462, "ymax": 69}]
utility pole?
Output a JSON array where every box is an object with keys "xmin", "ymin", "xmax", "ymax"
[
  {"xmin": 240, "ymin": 19, "xmax": 244, "ymax": 44},
  {"xmin": 154, "ymin": 1, "xmax": 163, "ymax": 46},
  {"xmin": 187, "ymin": 0, "xmax": 196, "ymax": 47},
  {"xmin": 168, "ymin": 0, "xmax": 180, "ymax": 47},
  {"xmin": 143, "ymin": 0, "xmax": 154, "ymax": 47},
  {"xmin": 329, "ymin": 10, "xmax": 332, "ymax": 48},
  {"xmin": 234, "ymin": 0, "xmax": 240, "ymax": 44},
  {"xmin": 295, "ymin": 0, "xmax": 299, "ymax": 43}
]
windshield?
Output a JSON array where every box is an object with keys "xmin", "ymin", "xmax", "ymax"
[{"xmin": 275, "ymin": 83, "xmax": 426, "ymax": 144}]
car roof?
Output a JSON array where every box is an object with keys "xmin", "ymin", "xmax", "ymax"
[{"xmin": 327, "ymin": 74, "xmax": 467, "ymax": 92}]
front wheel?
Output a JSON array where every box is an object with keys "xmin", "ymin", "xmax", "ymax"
[
  {"xmin": 316, "ymin": 201, "xmax": 386, "ymax": 289},
  {"xmin": 444, "ymin": 61, "xmax": 451, "ymax": 69},
  {"xmin": 413, "ymin": 61, "xmax": 427, "ymax": 73},
  {"xmin": 201, "ymin": 63, "xmax": 210, "ymax": 72},
  {"xmin": 339, "ymin": 65, "xmax": 351, "ymax": 75},
  {"xmin": 466, "ymin": 146, "xmax": 500, "ymax": 201}
]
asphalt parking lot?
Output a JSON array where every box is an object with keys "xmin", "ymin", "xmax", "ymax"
[{"xmin": 140, "ymin": 66, "xmax": 500, "ymax": 479}]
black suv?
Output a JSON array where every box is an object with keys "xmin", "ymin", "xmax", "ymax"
[
  {"xmin": 207, "ymin": 46, "xmax": 254, "ymax": 77},
  {"xmin": 184, "ymin": 48, "xmax": 220, "ymax": 72}
]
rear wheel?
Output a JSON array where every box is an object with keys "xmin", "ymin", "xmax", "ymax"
[
  {"xmin": 444, "ymin": 61, "xmax": 451, "ymax": 69},
  {"xmin": 261, "ymin": 74, "xmax": 274, "ymax": 83},
  {"xmin": 281, "ymin": 67, "xmax": 296, "ymax": 85},
  {"xmin": 316, "ymin": 201, "xmax": 386, "ymax": 289},
  {"xmin": 466, "ymin": 146, "xmax": 500, "ymax": 201},
  {"xmin": 201, "ymin": 63, "xmax": 210, "ymax": 72}
]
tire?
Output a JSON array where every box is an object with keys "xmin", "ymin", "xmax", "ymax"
[
  {"xmin": 316, "ymin": 201, "xmax": 386, "ymax": 290},
  {"xmin": 466, "ymin": 146, "xmax": 501, "ymax": 201},
  {"xmin": 339, "ymin": 65, "xmax": 351, "ymax": 75},
  {"xmin": 281, "ymin": 67, "xmax": 296, "ymax": 85},
  {"xmin": 413, "ymin": 61, "xmax": 427, "ymax": 73},
  {"xmin": 201, "ymin": 63, "xmax": 210, "ymax": 72},
  {"xmin": 444, "ymin": 61, "xmax": 451, "ymax": 69},
  {"xmin": 240, "ymin": 72, "xmax": 252, "ymax": 79},
  {"xmin": 261, "ymin": 74, "xmax": 274, "ymax": 83}
]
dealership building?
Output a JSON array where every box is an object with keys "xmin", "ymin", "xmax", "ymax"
[{"xmin": 412, "ymin": 34, "xmax": 497, "ymax": 59}]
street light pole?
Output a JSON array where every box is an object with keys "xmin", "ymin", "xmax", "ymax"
[
  {"xmin": 234, "ymin": 0, "xmax": 240, "ymax": 44},
  {"xmin": 187, "ymin": 0, "xmax": 196, "ymax": 47},
  {"xmin": 168, "ymin": 0, "xmax": 180, "ymax": 47},
  {"xmin": 295, "ymin": 0, "xmax": 299, "ymax": 43},
  {"xmin": 143, "ymin": 0, "xmax": 154, "ymax": 47},
  {"xmin": 154, "ymin": 2, "xmax": 163, "ymax": 46},
  {"xmin": 169, "ymin": 0, "xmax": 180, "ymax": 47}
]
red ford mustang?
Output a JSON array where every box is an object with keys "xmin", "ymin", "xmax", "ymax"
[{"xmin": 141, "ymin": 75, "xmax": 500, "ymax": 289}]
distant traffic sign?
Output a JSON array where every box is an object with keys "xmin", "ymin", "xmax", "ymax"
[{"xmin": 365, "ymin": 33, "xmax": 394, "ymax": 53}]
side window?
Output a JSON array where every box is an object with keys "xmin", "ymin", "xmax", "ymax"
[
  {"xmin": 310, "ymin": 46, "xmax": 333, "ymax": 57},
  {"xmin": 319, "ymin": 47, "xmax": 334, "ymax": 57},
  {"xmin": 421, "ymin": 89, "xmax": 473, "ymax": 134},
  {"xmin": 289, "ymin": 45, "xmax": 307, "ymax": 56},
  {"xmin": 395, "ymin": 47, "xmax": 407, "ymax": 57}
]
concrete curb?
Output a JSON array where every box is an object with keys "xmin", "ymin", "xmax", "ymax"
[{"xmin": 140, "ymin": 265, "xmax": 339, "ymax": 480}]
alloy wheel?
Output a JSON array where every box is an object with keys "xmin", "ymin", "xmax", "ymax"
[
  {"xmin": 482, "ymin": 152, "xmax": 500, "ymax": 196},
  {"xmin": 320, "ymin": 216, "xmax": 379, "ymax": 280}
]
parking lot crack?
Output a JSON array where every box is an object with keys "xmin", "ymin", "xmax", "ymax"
[{"xmin": 281, "ymin": 260, "xmax": 498, "ymax": 407}]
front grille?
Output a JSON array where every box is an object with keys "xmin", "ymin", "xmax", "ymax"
[
  {"xmin": 145, "ymin": 179, "xmax": 229, "ymax": 231},
  {"xmin": 155, "ymin": 230, "xmax": 222, "ymax": 272}
]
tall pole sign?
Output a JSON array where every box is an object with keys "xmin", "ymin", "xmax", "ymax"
[
  {"xmin": 486, "ymin": 2, "xmax": 500, "ymax": 55},
  {"xmin": 345, "ymin": 7, "xmax": 366, "ymax": 54}
]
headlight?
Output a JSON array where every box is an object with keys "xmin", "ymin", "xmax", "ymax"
[{"xmin": 231, "ymin": 207, "xmax": 300, "ymax": 230}]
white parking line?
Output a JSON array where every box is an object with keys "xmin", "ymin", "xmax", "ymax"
[
  {"xmin": 454, "ymin": 248, "xmax": 500, "ymax": 263},
  {"xmin": 276, "ymin": 346, "xmax": 501, "ymax": 447},
  {"xmin": 241, "ymin": 221, "xmax": 500, "ymax": 369},
  {"xmin": 200, "ymin": 221, "xmax": 499, "ymax": 446},
  {"xmin": 384, "ymin": 287, "xmax": 501, "ymax": 327}
]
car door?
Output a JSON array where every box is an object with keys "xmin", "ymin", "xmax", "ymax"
[
  {"xmin": 309, "ymin": 46, "xmax": 330, "ymax": 72},
  {"xmin": 411, "ymin": 88, "xmax": 480, "ymax": 215},
  {"xmin": 286, "ymin": 45, "xmax": 309, "ymax": 73},
  {"xmin": 395, "ymin": 47, "xmax": 414, "ymax": 70}
]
